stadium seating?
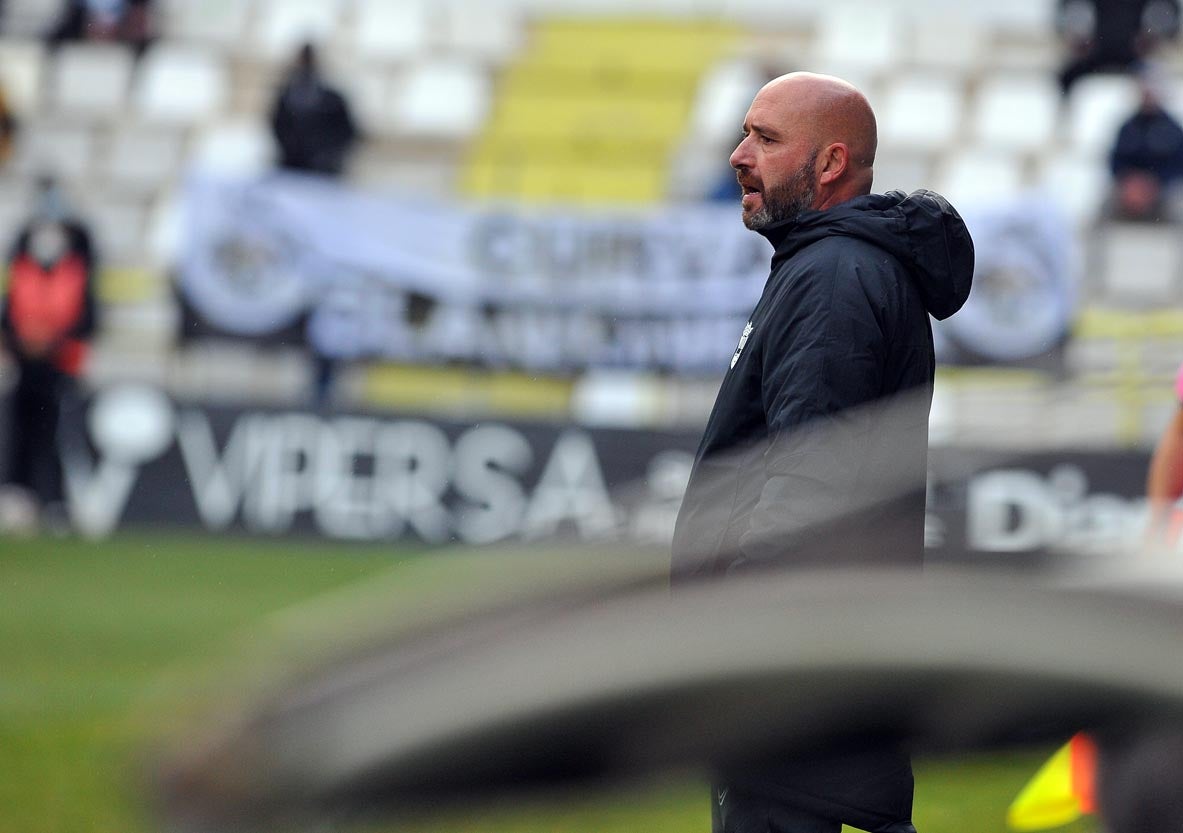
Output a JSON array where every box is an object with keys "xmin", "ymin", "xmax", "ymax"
[
  {"xmin": 103, "ymin": 128, "xmax": 186, "ymax": 194},
  {"xmin": 910, "ymin": 15, "xmax": 987, "ymax": 75},
  {"xmin": 191, "ymin": 119, "xmax": 276, "ymax": 176},
  {"xmin": 1066, "ymin": 75, "xmax": 1141, "ymax": 155},
  {"xmin": 158, "ymin": 0, "xmax": 252, "ymax": 49},
  {"xmin": 253, "ymin": 0, "xmax": 345, "ymax": 61},
  {"xmin": 394, "ymin": 59, "xmax": 491, "ymax": 139},
  {"xmin": 689, "ymin": 58, "xmax": 766, "ymax": 148},
  {"xmin": 1037, "ymin": 153, "xmax": 1110, "ymax": 225},
  {"xmin": 348, "ymin": 0, "xmax": 433, "ymax": 64},
  {"xmin": 12, "ymin": 121, "xmax": 96, "ymax": 179},
  {"xmin": 440, "ymin": 2, "xmax": 524, "ymax": 63},
  {"xmin": 880, "ymin": 76, "xmax": 964, "ymax": 153},
  {"xmin": 1097, "ymin": 224, "xmax": 1182, "ymax": 304},
  {"xmin": 814, "ymin": 2, "xmax": 904, "ymax": 72},
  {"xmin": 0, "ymin": 38, "xmax": 45, "ymax": 115},
  {"xmin": 463, "ymin": 18, "xmax": 738, "ymax": 203},
  {"xmin": 133, "ymin": 45, "xmax": 230, "ymax": 125},
  {"xmin": 971, "ymin": 75, "xmax": 1060, "ymax": 154},
  {"xmin": 937, "ymin": 148, "xmax": 1025, "ymax": 203},
  {"xmin": 1, "ymin": 0, "xmax": 1181, "ymax": 441},
  {"xmin": 50, "ymin": 43, "xmax": 135, "ymax": 120}
]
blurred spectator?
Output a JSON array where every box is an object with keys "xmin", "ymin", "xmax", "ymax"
[
  {"xmin": 1057, "ymin": 0, "xmax": 1180, "ymax": 97},
  {"xmin": 0, "ymin": 177, "xmax": 97, "ymax": 523},
  {"xmin": 0, "ymin": 83, "xmax": 15, "ymax": 167},
  {"xmin": 1107, "ymin": 74, "xmax": 1183, "ymax": 221},
  {"xmin": 49, "ymin": 0, "xmax": 154, "ymax": 56},
  {"xmin": 269, "ymin": 43, "xmax": 359, "ymax": 178},
  {"xmin": 269, "ymin": 42, "xmax": 360, "ymax": 408}
]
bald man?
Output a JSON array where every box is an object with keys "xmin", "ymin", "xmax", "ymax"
[{"xmin": 671, "ymin": 74, "xmax": 975, "ymax": 833}]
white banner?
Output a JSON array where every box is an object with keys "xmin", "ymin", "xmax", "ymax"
[
  {"xmin": 180, "ymin": 173, "xmax": 771, "ymax": 372},
  {"xmin": 179, "ymin": 175, "xmax": 1078, "ymax": 370}
]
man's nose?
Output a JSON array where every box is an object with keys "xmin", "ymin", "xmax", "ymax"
[{"xmin": 729, "ymin": 137, "xmax": 752, "ymax": 171}]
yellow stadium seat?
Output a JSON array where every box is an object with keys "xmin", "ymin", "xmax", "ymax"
[{"xmin": 463, "ymin": 17, "xmax": 738, "ymax": 206}]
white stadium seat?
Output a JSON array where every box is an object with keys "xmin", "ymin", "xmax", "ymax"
[
  {"xmin": 0, "ymin": 39, "xmax": 47, "ymax": 116},
  {"xmin": 78, "ymin": 193, "xmax": 148, "ymax": 264},
  {"xmin": 193, "ymin": 120, "xmax": 277, "ymax": 176},
  {"xmin": 344, "ymin": 69, "xmax": 400, "ymax": 137},
  {"xmin": 714, "ymin": 0, "xmax": 818, "ymax": 26},
  {"xmin": 815, "ymin": 2, "xmax": 904, "ymax": 72},
  {"xmin": 254, "ymin": 0, "xmax": 344, "ymax": 61},
  {"xmin": 392, "ymin": 61, "xmax": 490, "ymax": 139},
  {"xmin": 158, "ymin": 0, "xmax": 254, "ymax": 49},
  {"xmin": 440, "ymin": 1, "xmax": 524, "ymax": 63},
  {"xmin": 872, "ymin": 152, "xmax": 931, "ymax": 195},
  {"xmin": 1036, "ymin": 152, "xmax": 1109, "ymax": 226},
  {"xmin": 134, "ymin": 45, "xmax": 229, "ymax": 125},
  {"xmin": 1, "ymin": 0, "xmax": 67, "ymax": 36},
  {"xmin": 0, "ymin": 176, "xmax": 34, "ymax": 240},
  {"xmin": 937, "ymin": 148, "xmax": 1024, "ymax": 203},
  {"xmin": 146, "ymin": 190, "xmax": 184, "ymax": 267},
  {"xmin": 690, "ymin": 59, "xmax": 766, "ymax": 147},
  {"xmin": 1067, "ymin": 75, "xmax": 1140, "ymax": 156},
  {"xmin": 103, "ymin": 128, "xmax": 186, "ymax": 192},
  {"xmin": 50, "ymin": 44, "xmax": 135, "ymax": 119},
  {"xmin": 909, "ymin": 15, "xmax": 987, "ymax": 74},
  {"xmin": 879, "ymin": 76, "xmax": 964, "ymax": 153},
  {"xmin": 1097, "ymin": 223, "xmax": 1181, "ymax": 303},
  {"xmin": 972, "ymin": 75, "xmax": 1060, "ymax": 153},
  {"xmin": 12, "ymin": 122, "xmax": 96, "ymax": 179},
  {"xmin": 350, "ymin": 0, "xmax": 434, "ymax": 64}
]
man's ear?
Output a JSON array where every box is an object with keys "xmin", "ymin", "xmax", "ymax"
[{"xmin": 817, "ymin": 143, "xmax": 849, "ymax": 186}]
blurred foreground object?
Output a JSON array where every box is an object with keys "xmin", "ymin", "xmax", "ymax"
[{"xmin": 158, "ymin": 565, "xmax": 1183, "ymax": 832}]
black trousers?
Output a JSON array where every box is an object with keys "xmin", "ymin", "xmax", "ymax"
[
  {"xmin": 5, "ymin": 360, "xmax": 67, "ymax": 506},
  {"xmin": 713, "ymin": 785, "xmax": 841, "ymax": 833}
]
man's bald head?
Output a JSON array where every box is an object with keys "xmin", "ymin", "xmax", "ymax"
[
  {"xmin": 758, "ymin": 72, "xmax": 877, "ymax": 187},
  {"xmin": 730, "ymin": 72, "xmax": 878, "ymax": 228}
]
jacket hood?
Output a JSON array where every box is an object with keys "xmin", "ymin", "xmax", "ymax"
[{"xmin": 760, "ymin": 189, "xmax": 974, "ymax": 321}]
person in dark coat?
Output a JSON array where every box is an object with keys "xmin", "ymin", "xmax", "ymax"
[
  {"xmin": 671, "ymin": 72, "xmax": 974, "ymax": 833},
  {"xmin": 1107, "ymin": 74, "xmax": 1183, "ymax": 220},
  {"xmin": 269, "ymin": 42, "xmax": 359, "ymax": 178},
  {"xmin": 269, "ymin": 42, "xmax": 360, "ymax": 407},
  {"xmin": 1057, "ymin": 0, "xmax": 1180, "ymax": 96}
]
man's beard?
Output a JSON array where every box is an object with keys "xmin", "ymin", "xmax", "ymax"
[{"xmin": 742, "ymin": 154, "xmax": 818, "ymax": 231}]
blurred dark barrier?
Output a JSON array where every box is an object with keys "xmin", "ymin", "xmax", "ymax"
[
  {"xmin": 158, "ymin": 569, "xmax": 1183, "ymax": 832},
  {"xmin": 25, "ymin": 385, "xmax": 1152, "ymax": 564}
]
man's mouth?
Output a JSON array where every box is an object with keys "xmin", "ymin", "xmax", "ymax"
[{"xmin": 740, "ymin": 183, "xmax": 762, "ymax": 210}]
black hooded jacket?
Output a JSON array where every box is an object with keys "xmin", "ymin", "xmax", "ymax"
[
  {"xmin": 672, "ymin": 190, "xmax": 974, "ymax": 580},
  {"xmin": 671, "ymin": 190, "xmax": 973, "ymax": 832}
]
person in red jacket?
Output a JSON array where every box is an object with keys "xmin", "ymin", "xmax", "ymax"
[{"xmin": 0, "ymin": 177, "xmax": 97, "ymax": 519}]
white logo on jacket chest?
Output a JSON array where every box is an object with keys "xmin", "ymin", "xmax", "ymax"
[{"xmin": 730, "ymin": 321, "xmax": 754, "ymax": 369}]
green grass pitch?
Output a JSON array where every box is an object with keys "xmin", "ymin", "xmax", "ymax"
[{"xmin": 0, "ymin": 532, "xmax": 1097, "ymax": 833}]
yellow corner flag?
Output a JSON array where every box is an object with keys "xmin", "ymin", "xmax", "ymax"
[{"xmin": 1007, "ymin": 733, "xmax": 1098, "ymax": 830}]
